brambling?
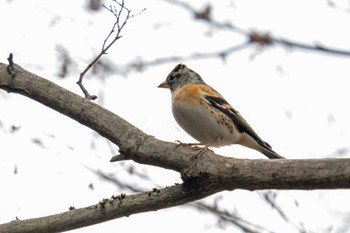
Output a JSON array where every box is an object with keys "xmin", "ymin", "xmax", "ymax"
[{"xmin": 158, "ymin": 64, "xmax": 284, "ymax": 159}]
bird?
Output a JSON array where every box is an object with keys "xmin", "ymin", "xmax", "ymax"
[{"xmin": 158, "ymin": 63, "xmax": 284, "ymax": 159}]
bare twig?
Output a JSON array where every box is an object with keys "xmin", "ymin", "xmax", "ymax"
[
  {"xmin": 327, "ymin": 0, "xmax": 350, "ymax": 13},
  {"xmin": 7, "ymin": 53, "xmax": 15, "ymax": 77},
  {"xmin": 86, "ymin": 167, "xmax": 143, "ymax": 192},
  {"xmin": 110, "ymin": 152, "xmax": 130, "ymax": 162},
  {"xmin": 77, "ymin": 0, "xmax": 144, "ymax": 100},
  {"xmin": 272, "ymin": 37, "xmax": 350, "ymax": 56},
  {"xmin": 191, "ymin": 201, "xmax": 273, "ymax": 233},
  {"xmin": 249, "ymin": 32, "xmax": 272, "ymax": 45},
  {"xmin": 115, "ymin": 42, "xmax": 250, "ymax": 74},
  {"xmin": 111, "ymin": 1, "xmax": 350, "ymax": 74},
  {"xmin": 260, "ymin": 191, "xmax": 308, "ymax": 233},
  {"xmin": 164, "ymin": 0, "xmax": 350, "ymax": 57}
]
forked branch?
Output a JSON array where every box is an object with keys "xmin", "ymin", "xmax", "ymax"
[{"xmin": 77, "ymin": 0, "xmax": 144, "ymax": 100}]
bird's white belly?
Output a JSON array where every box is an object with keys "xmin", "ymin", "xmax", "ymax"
[{"xmin": 172, "ymin": 101, "xmax": 241, "ymax": 147}]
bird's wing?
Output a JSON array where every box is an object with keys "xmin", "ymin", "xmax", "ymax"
[{"xmin": 201, "ymin": 89, "xmax": 272, "ymax": 150}]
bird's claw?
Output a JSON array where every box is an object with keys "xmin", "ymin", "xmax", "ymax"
[{"xmin": 174, "ymin": 140, "xmax": 211, "ymax": 156}]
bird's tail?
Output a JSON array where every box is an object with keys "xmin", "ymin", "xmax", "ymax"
[
  {"xmin": 260, "ymin": 145, "xmax": 285, "ymax": 159},
  {"xmin": 238, "ymin": 133, "xmax": 285, "ymax": 159}
]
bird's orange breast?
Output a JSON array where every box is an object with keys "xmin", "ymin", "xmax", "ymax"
[{"xmin": 172, "ymin": 83, "xmax": 218, "ymax": 103}]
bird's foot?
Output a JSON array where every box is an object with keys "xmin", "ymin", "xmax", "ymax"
[
  {"xmin": 194, "ymin": 144, "xmax": 211, "ymax": 156},
  {"xmin": 175, "ymin": 140, "xmax": 203, "ymax": 147},
  {"xmin": 175, "ymin": 140, "xmax": 211, "ymax": 156}
]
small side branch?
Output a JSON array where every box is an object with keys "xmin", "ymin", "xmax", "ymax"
[
  {"xmin": 6, "ymin": 53, "xmax": 15, "ymax": 77},
  {"xmin": 77, "ymin": 0, "xmax": 144, "ymax": 100}
]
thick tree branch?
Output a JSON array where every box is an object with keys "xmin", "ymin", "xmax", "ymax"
[
  {"xmin": 1, "ymin": 63, "xmax": 350, "ymax": 187},
  {"xmin": 0, "ymin": 182, "xmax": 220, "ymax": 233},
  {"xmin": 1, "ymin": 63, "xmax": 350, "ymax": 232}
]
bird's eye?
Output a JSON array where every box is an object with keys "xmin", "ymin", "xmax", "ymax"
[{"xmin": 168, "ymin": 74, "xmax": 179, "ymax": 82}]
